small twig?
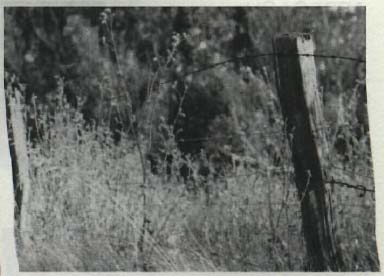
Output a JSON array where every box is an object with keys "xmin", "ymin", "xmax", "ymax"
[{"xmin": 299, "ymin": 170, "xmax": 312, "ymax": 204}]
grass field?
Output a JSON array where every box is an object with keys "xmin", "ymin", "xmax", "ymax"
[
  {"xmin": 5, "ymin": 6, "xmax": 378, "ymax": 272},
  {"xmin": 15, "ymin": 87, "xmax": 378, "ymax": 271}
]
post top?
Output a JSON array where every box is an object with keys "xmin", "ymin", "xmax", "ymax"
[{"xmin": 275, "ymin": 32, "xmax": 312, "ymax": 41}]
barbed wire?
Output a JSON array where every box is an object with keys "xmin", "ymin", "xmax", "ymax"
[
  {"xmin": 112, "ymin": 166, "xmax": 374, "ymax": 195},
  {"xmin": 325, "ymin": 177, "xmax": 375, "ymax": 194},
  {"xmin": 17, "ymin": 231, "xmax": 374, "ymax": 243},
  {"xmin": 220, "ymin": 166, "xmax": 375, "ymax": 193},
  {"xmin": 159, "ymin": 52, "xmax": 365, "ymax": 85},
  {"xmin": 175, "ymin": 123, "xmax": 358, "ymax": 144},
  {"xmin": 216, "ymin": 170, "xmax": 375, "ymax": 194},
  {"xmin": 176, "ymin": 129, "xmax": 283, "ymax": 143},
  {"xmin": 103, "ymin": 51, "xmax": 365, "ymax": 102}
]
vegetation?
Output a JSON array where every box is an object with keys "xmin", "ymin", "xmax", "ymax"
[{"xmin": 4, "ymin": 7, "xmax": 378, "ymax": 271}]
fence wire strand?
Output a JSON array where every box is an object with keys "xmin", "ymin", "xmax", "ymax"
[
  {"xmin": 175, "ymin": 123, "xmax": 358, "ymax": 144},
  {"xmin": 159, "ymin": 52, "xmax": 365, "ymax": 85},
  {"xmin": 115, "ymin": 165, "xmax": 374, "ymax": 195},
  {"xmin": 105, "ymin": 51, "xmax": 365, "ymax": 101}
]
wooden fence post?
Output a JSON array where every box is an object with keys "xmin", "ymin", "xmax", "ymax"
[
  {"xmin": 273, "ymin": 33, "xmax": 343, "ymax": 271},
  {"xmin": 5, "ymin": 85, "xmax": 31, "ymax": 237}
]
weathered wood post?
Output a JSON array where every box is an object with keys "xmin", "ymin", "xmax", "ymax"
[
  {"xmin": 5, "ymin": 84, "xmax": 31, "ymax": 236},
  {"xmin": 273, "ymin": 33, "xmax": 343, "ymax": 271},
  {"xmin": 1, "ymin": 84, "xmax": 21, "ymax": 275}
]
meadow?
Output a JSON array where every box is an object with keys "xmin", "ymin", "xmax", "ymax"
[{"xmin": 4, "ymin": 6, "xmax": 378, "ymax": 271}]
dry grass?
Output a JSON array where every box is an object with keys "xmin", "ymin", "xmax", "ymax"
[{"xmin": 15, "ymin": 91, "xmax": 378, "ymax": 271}]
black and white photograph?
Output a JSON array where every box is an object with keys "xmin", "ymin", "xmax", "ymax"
[{"xmin": 1, "ymin": 2, "xmax": 382, "ymax": 272}]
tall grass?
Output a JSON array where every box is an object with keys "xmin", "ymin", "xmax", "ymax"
[{"xmin": 16, "ymin": 74, "xmax": 378, "ymax": 271}]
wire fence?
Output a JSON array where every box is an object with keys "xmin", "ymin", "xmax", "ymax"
[
  {"xmin": 212, "ymin": 168, "xmax": 375, "ymax": 194},
  {"xmin": 157, "ymin": 51, "xmax": 371, "ymax": 195},
  {"xmin": 106, "ymin": 50, "xmax": 365, "ymax": 102},
  {"xmin": 65, "ymin": 46, "xmax": 371, "ymax": 198},
  {"xmin": 6, "ymin": 47, "xmax": 372, "ymax": 197},
  {"xmin": 103, "ymin": 47, "xmax": 373, "ymax": 201},
  {"xmin": 159, "ymin": 52, "xmax": 365, "ymax": 85},
  {"xmin": 103, "ymin": 160, "xmax": 375, "ymax": 195},
  {"xmin": 175, "ymin": 123, "xmax": 360, "ymax": 143}
]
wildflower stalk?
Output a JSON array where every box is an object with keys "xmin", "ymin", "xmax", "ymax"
[{"xmin": 98, "ymin": 9, "xmax": 149, "ymax": 270}]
